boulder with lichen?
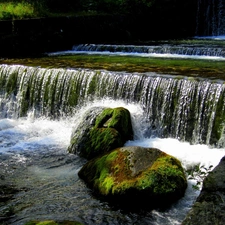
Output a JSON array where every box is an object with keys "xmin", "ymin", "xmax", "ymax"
[{"xmin": 78, "ymin": 146, "xmax": 187, "ymax": 209}]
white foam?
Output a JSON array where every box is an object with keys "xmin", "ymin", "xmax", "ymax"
[
  {"xmin": 48, "ymin": 50, "xmax": 225, "ymax": 61},
  {"xmin": 125, "ymin": 137, "xmax": 225, "ymax": 170},
  {"xmin": 1, "ymin": 99, "xmax": 224, "ymax": 173},
  {"xmin": 195, "ymin": 35, "xmax": 225, "ymax": 40}
]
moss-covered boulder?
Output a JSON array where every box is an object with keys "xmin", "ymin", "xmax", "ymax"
[
  {"xmin": 68, "ymin": 107, "xmax": 133, "ymax": 159},
  {"xmin": 78, "ymin": 146, "xmax": 187, "ymax": 209}
]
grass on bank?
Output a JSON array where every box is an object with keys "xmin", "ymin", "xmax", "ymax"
[
  {"xmin": 0, "ymin": 2, "xmax": 37, "ymax": 19},
  {"xmin": 0, "ymin": 1, "xmax": 100, "ymax": 20},
  {"xmin": 1, "ymin": 55, "xmax": 225, "ymax": 79}
]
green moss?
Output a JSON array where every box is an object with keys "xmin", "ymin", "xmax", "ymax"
[
  {"xmin": 0, "ymin": 2, "xmax": 35, "ymax": 20},
  {"xmin": 211, "ymin": 91, "xmax": 225, "ymax": 145},
  {"xmin": 93, "ymin": 150, "xmax": 118, "ymax": 194},
  {"xmin": 105, "ymin": 149, "xmax": 118, "ymax": 162},
  {"xmin": 138, "ymin": 156, "xmax": 186, "ymax": 194},
  {"xmin": 79, "ymin": 147, "xmax": 187, "ymax": 205},
  {"xmin": 67, "ymin": 77, "xmax": 79, "ymax": 109},
  {"xmin": 43, "ymin": 75, "xmax": 51, "ymax": 109},
  {"xmin": 48, "ymin": 73, "xmax": 59, "ymax": 115},
  {"xmin": 101, "ymin": 176, "xmax": 114, "ymax": 194},
  {"xmin": 87, "ymin": 72, "xmax": 99, "ymax": 96},
  {"xmin": 24, "ymin": 221, "xmax": 57, "ymax": 225},
  {"xmin": 86, "ymin": 127, "xmax": 122, "ymax": 158},
  {"xmin": 94, "ymin": 107, "xmax": 133, "ymax": 142},
  {"xmin": 2, "ymin": 54, "xmax": 225, "ymax": 78},
  {"xmin": 95, "ymin": 108, "xmax": 113, "ymax": 128},
  {"xmin": 20, "ymin": 86, "xmax": 30, "ymax": 117},
  {"xmin": 6, "ymin": 71, "xmax": 18, "ymax": 95},
  {"xmin": 109, "ymin": 152, "xmax": 186, "ymax": 195},
  {"xmin": 109, "ymin": 107, "xmax": 132, "ymax": 134}
]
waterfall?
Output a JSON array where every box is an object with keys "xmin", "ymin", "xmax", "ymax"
[
  {"xmin": 196, "ymin": 0, "xmax": 225, "ymax": 36},
  {"xmin": 1, "ymin": 64, "xmax": 225, "ymax": 147},
  {"xmin": 49, "ymin": 44, "xmax": 225, "ymax": 59},
  {"xmin": 71, "ymin": 44, "xmax": 225, "ymax": 57}
]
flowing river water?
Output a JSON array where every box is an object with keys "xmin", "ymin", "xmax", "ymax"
[{"xmin": 1, "ymin": 39, "xmax": 225, "ymax": 224}]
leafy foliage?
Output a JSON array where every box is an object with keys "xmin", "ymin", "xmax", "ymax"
[
  {"xmin": 0, "ymin": 0, "xmax": 157, "ymax": 19},
  {"xmin": 0, "ymin": 1, "xmax": 35, "ymax": 19}
]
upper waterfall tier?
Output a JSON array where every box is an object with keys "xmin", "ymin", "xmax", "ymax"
[
  {"xmin": 0, "ymin": 64, "xmax": 225, "ymax": 147},
  {"xmin": 71, "ymin": 44, "xmax": 225, "ymax": 58}
]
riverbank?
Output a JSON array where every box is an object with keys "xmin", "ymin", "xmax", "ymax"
[{"xmin": 0, "ymin": 2, "xmax": 197, "ymax": 58}]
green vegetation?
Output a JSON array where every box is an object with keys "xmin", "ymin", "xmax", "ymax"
[
  {"xmin": 89, "ymin": 127, "xmax": 122, "ymax": 158},
  {"xmin": 1, "ymin": 55, "xmax": 225, "ymax": 78},
  {"xmin": 94, "ymin": 150, "xmax": 118, "ymax": 195},
  {"xmin": 141, "ymin": 156, "xmax": 187, "ymax": 194},
  {"xmin": 68, "ymin": 107, "xmax": 133, "ymax": 159},
  {"xmin": 82, "ymin": 107, "xmax": 133, "ymax": 158},
  {"xmin": 0, "ymin": 1, "xmax": 37, "ymax": 19},
  {"xmin": 79, "ymin": 147, "xmax": 187, "ymax": 200},
  {"xmin": 0, "ymin": 0, "xmax": 156, "ymax": 20}
]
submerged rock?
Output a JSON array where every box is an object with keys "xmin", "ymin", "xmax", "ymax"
[
  {"xmin": 78, "ymin": 146, "xmax": 187, "ymax": 209},
  {"xmin": 182, "ymin": 156, "xmax": 225, "ymax": 225},
  {"xmin": 68, "ymin": 107, "xmax": 133, "ymax": 159}
]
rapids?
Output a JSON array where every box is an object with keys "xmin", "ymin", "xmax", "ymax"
[{"xmin": 1, "ymin": 99, "xmax": 225, "ymax": 225}]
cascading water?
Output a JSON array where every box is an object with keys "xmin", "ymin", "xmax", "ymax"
[
  {"xmin": 1, "ymin": 64, "xmax": 225, "ymax": 224},
  {"xmin": 1, "ymin": 64, "xmax": 225, "ymax": 146},
  {"xmin": 49, "ymin": 43, "xmax": 225, "ymax": 61},
  {"xmin": 196, "ymin": 0, "xmax": 225, "ymax": 37},
  {"xmin": 71, "ymin": 44, "xmax": 225, "ymax": 58}
]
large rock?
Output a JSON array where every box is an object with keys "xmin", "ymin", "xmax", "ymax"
[
  {"xmin": 68, "ymin": 107, "xmax": 133, "ymax": 159},
  {"xmin": 78, "ymin": 146, "xmax": 187, "ymax": 209},
  {"xmin": 182, "ymin": 156, "xmax": 225, "ymax": 225}
]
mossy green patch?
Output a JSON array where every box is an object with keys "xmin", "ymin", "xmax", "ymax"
[
  {"xmin": 79, "ymin": 147, "xmax": 187, "ymax": 202},
  {"xmin": 138, "ymin": 156, "xmax": 187, "ymax": 194},
  {"xmin": 81, "ymin": 150, "xmax": 118, "ymax": 195},
  {"xmin": 25, "ymin": 221, "xmax": 57, "ymax": 225},
  {"xmin": 1, "ymin": 54, "xmax": 225, "ymax": 78},
  {"xmin": 6, "ymin": 71, "xmax": 18, "ymax": 95},
  {"xmin": 95, "ymin": 107, "xmax": 133, "ymax": 142},
  {"xmin": 69, "ymin": 107, "xmax": 133, "ymax": 159},
  {"xmin": 210, "ymin": 92, "xmax": 225, "ymax": 146},
  {"xmin": 0, "ymin": 2, "xmax": 35, "ymax": 20},
  {"xmin": 87, "ymin": 127, "xmax": 122, "ymax": 158},
  {"xmin": 95, "ymin": 108, "xmax": 113, "ymax": 128}
]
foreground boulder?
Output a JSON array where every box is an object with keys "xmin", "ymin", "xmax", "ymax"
[
  {"xmin": 182, "ymin": 156, "xmax": 225, "ymax": 225},
  {"xmin": 68, "ymin": 107, "xmax": 133, "ymax": 159},
  {"xmin": 78, "ymin": 146, "xmax": 187, "ymax": 209}
]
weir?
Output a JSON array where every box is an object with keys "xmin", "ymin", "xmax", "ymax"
[
  {"xmin": 0, "ymin": 64, "xmax": 225, "ymax": 147},
  {"xmin": 72, "ymin": 44, "xmax": 225, "ymax": 57}
]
